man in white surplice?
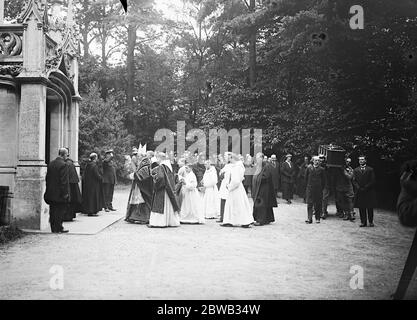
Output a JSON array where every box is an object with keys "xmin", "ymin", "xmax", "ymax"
[
  {"xmin": 221, "ymin": 153, "xmax": 254, "ymax": 228},
  {"xmin": 202, "ymin": 160, "xmax": 220, "ymax": 219}
]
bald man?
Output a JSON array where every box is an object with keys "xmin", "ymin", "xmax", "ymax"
[{"xmin": 44, "ymin": 148, "xmax": 70, "ymax": 233}]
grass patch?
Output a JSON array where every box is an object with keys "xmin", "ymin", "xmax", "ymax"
[{"xmin": 0, "ymin": 224, "xmax": 25, "ymax": 245}]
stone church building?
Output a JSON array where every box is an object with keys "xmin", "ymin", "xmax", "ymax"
[{"xmin": 0, "ymin": 0, "xmax": 80, "ymax": 230}]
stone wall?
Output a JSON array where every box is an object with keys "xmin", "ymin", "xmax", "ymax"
[{"xmin": 0, "ymin": 84, "xmax": 18, "ymax": 225}]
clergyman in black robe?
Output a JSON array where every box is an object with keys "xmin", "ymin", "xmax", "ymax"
[
  {"xmin": 125, "ymin": 155, "xmax": 153, "ymax": 224},
  {"xmin": 82, "ymin": 153, "xmax": 104, "ymax": 216},
  {"xmin": 148, "ymin": 155, "xmax": 180, "ymax": 228},
  {"xmin": 63, "ymin": 157, "xmax": 82, "ymax": 221},
  {"xmin": 252, "ymin": 153, "xmax": 277, "ymax": 226}
]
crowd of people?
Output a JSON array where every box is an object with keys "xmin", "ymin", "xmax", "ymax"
[
  {"xmin": 43, "ymin": 144, "xmax": 379, "ymax": 232},
  {"xmin": 42, "ymin": 145, "xmax": 417, "ymax": 298},
  {"xmin": 122, "ymin": 147, "xmax": 377, "ymax": 228},
  {"xmin": 44, "ymin": 147, "xmax": 117, "ymax": 233}
]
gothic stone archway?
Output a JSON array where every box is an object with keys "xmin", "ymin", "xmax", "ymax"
[{"xmin": 0, "ymin": 0, "xmax": 81, "ymax": 229}]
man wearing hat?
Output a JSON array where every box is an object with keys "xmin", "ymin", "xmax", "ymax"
[
  {"xmin": 102, "ymin": 149, "xmax": 117, "ymax": 212},
  {"xmin": 269, "ymin": 154, "xmax": 280, "ymax": 198},
  {"xmin": 281, "ymin": 154, "xmax": 295, "ymax": 204}
]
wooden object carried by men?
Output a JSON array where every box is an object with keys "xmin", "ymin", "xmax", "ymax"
[{"xmin": 318, "ymin": 145, "xmax": 346, "ymax": 167}]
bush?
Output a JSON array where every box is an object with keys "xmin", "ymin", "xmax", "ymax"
[{"xmin": 0, "ymin": 224, "xmax": 24, "ymax": 245}]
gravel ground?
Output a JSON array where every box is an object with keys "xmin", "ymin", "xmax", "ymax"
[{"xmin": 0, "ymin": 186, "xmax": 416, "ymax": 300}]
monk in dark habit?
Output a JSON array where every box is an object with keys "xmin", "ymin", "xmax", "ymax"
[
  {"xmin": 82, "ymin": 153, "xmax": 104, "ymax": 216},
  {"xmin": 252, "ymin": 152, "xmax": 277, "ymax": 226},
  {"xmin": 63, "ymin": 147, "xmax": 82, "ymax": 221}
]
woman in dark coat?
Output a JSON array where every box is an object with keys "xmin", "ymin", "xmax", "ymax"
[
  {"xmin": 81, "ymin": 153, "xmax": 105, "ymax": 216},
  {"xmin": 252, "ymin": 153, "xmax": 278, "ymax": 225}
]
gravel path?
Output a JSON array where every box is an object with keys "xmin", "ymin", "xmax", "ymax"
[{"xmin": 1, "ymin": 186, "xmax": 416, "ymax": 300}]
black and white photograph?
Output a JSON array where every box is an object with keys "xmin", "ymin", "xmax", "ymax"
[{"xmin": 0, "ymin": 0, "xmax": 416, "ymax": 304}]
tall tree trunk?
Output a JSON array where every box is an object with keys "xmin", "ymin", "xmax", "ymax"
[
  {"xmin": 82, "ymin": 30, "xmax": 90, "ymax": 59},
  {"xmin": 81, "ymin": 0, "xmax": 90, "ymax": 59},
  {"xmin": 249, "ymin": 0, "xmax": 257, "ymax": 88},
  {"xmin": 126, "ymin": 23, "xmax": 137, "ymax": 110},
  {"xmin": 100, "ymin": 6, "xmax": 108, "ymax": 100}
]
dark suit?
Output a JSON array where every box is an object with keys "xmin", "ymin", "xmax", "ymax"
[
  {"xmin": 44, "ymin": 156, "xmax": 70, "ymax": 232},
  {"xmin": 269, "ymin": 161, "xmax": 280, "ymax": 196},
  {"xmin": 102, "ymin": 158, "xmax": 117, "ymax": 209},
  {"xmin": 305, "ymin": 165, "xmax": 326, "ymax": 221},
  {"xmin": 353, "ymin": 165, "xmax": 377, "ymax": 225},
  {"xmin": 281, "ymin": 161, "xmax": 295, "ymax": 200}
]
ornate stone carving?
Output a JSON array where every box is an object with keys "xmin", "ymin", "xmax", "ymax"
[
  {"xmin": 45, "ymin": 47, "xmax": 62, "ymax": 71},
  {"xmin": 0, "ymin": 33, "xmax": 23, "ymax": 56},
  {"xmin": 48, "ymin": 15, "xmax": 67, "ymax": 33},
  {"xmin": 0, "ymin": 65, "xmax": 23, "ymax": 76}
]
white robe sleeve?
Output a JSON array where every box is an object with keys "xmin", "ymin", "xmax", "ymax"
[{"xmin": 185, "ymin": 172, "xmax": 198, "ymax": 190}]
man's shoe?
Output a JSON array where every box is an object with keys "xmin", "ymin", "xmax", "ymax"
[
  {"xmin": 360, "ymin": 224, "xmax": 367, "ymax": 227},
  {"xmin": 241, "ymin": 224, "xmax": 252, "ymax": 228},
  {"xmin": 369, "ymin": 223, "xmax": 374, "ymax": 227},
  {"xmin": 109, "ymin": 208, "xmax": 116, "ymax": 211},
  {"xmin": 220, "ymin": 223, "xmax": 233, "ymax": 227},
  {"xmin": 305, "ymin": 220, "xmax": 312, "ymax": 224},
  {"xmin": 59, "ymin": 229, "xmax": 69, "ymax": 233},
  {"xmin": 88, "ymin": 213, "xmax": 99, "ymax": 217},
  {"xmin": 316, "ymin": 220, "xmax": 320, "ymax": 224}
]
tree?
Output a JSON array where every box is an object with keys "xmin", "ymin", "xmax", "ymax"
[{"xmin": 79, "ymin": 83, "xmax": 134, "ymax": 172}]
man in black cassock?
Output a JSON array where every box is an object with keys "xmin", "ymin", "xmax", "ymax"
[
  {"xmin": 63, "ymin": 147, "xmax": 82, "ymax": 221},
  {"xmin": 252, "ymin": 153, "xmax": 277, "ymax": 225},
  {"xmin": 44, "ymin": 148, "xmax": 70, "ymax": 233},
  {"xmin": 82, "ymin": 153, "xmax": 104, "ymax": 216}
]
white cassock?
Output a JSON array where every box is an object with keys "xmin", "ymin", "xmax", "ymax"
[
  {"xmin": 223, "ymin": 162, "xmax": 254, "ymax": 226},
  {"xmin": 202, "ymin": 166, "xmax": 220, "ymax": 219},
  {"xmin": 180, "ymin": 171, "xmax": 205, "ymax": 224}
]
